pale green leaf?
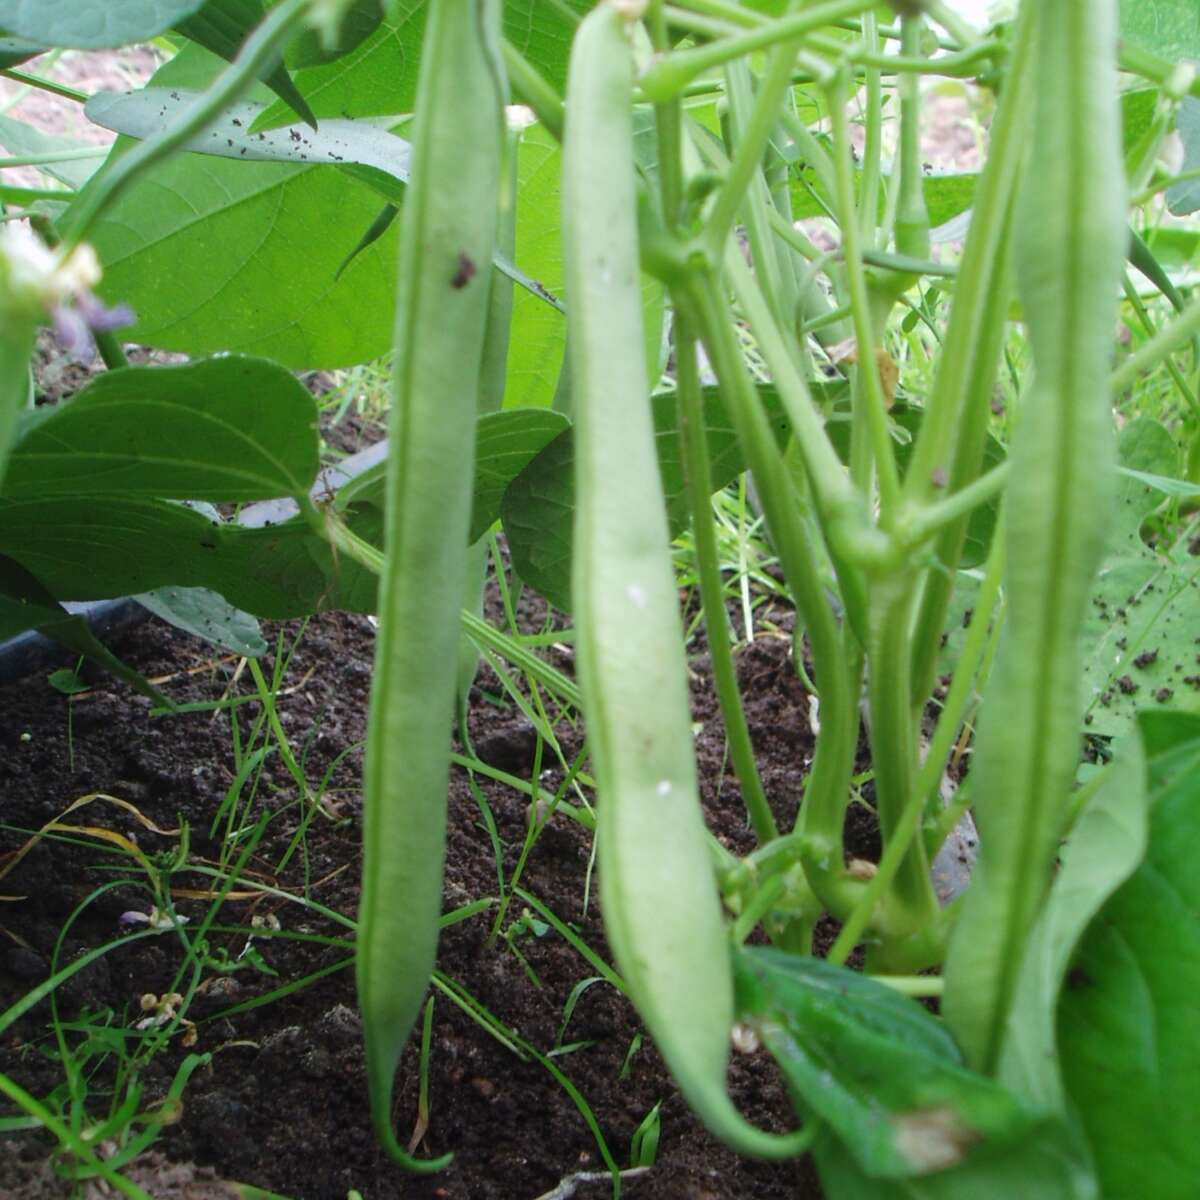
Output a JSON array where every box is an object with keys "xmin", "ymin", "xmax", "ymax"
[{"xmin": 0, "ymin": 0, "xmax": 206, "ymax": 48}]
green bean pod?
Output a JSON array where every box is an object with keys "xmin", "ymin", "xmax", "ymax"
[
  {"xmin": 357, "ymin": 0, "xmax": 505, "ymax": 1170},
  {"xmin": 942, "ymin": 0, "xmax": 1126, "ymax": 1073},
  {"xmin": 564, "ymin": 1, "xmax": 809, "ymax": 1159}
]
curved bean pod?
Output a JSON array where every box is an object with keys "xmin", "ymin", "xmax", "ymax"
[
  {"xmin": 564, "ymin": 0, "xmax": 810, "ymax": 1159},
  {"xmin": 357, "ymin": 0, "xmax": 505, "ymax": 1171}
]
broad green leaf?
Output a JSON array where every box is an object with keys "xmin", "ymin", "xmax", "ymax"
[
  {"xmin": 502, "ymin": 386, "xmax": 793, "ymax": 611},
  {"xmin": 1121, "ymin": 87, "xmax": 1162, "ymax": 159},
  {"xmin": 335, "ymin": 407, "xmax": 570, "ymax": 543},
  {"xmin": 86, "ymin": 85, "xmax": 558, "ymax": 322},
  {"xmin": 251, "ymin": 2, "xmax": 424, "ymax": 131},
  {"xmin": 0, "ymin": 0, "xmax": 207, "ymax": 48},
  {"xmin": 735, "ymin": 949, "xmax": 1043, "ymax": 1180},
  {"xmin": 998, "ymin": 738, "xmax": 1149, "ymax": 1109},
  {"xmin": 1119, "ymin": 0, "xmax": 1200, "ymax": 62},
  {"xmin": 1058, "ymin": 712, "xmax": 1200, "ymax": 1198},
  {"xmin": 791, "ymin": 172, "xmax": 978, "ymax": 231},
  {"xmin": 0, "ymin": 554, "xmax": 171, "ymax": 705},
  {"xmin": 2, "ymin": 356, "xmax": 319, "ymax": 501},
  {"xmin": 0, "ymin": 497, "xmax": 376, "ymax": 618},
  {"xmin": 507, "ymin": 122, "xmax": 565, "ymax": 409},
  {"xmin": 1167, "ymin": 97, "xmax": 1200, "ymax": 215},
  {"xmin": 252, "ymin": 0, "xmax": 586, "ymax": 130},
  {"xmin": 135, "ymin": 584, "xmax": 267, "ymax": 655},
  {"xmin": 286, "ymin": 0, "xmax": 383, "ymax": 68},
  {"xmin": 0, "ymin": 115, "xmax": 102, "ymax": 189},
  {"xmin": 1079, "ymin": 418, "xmax": 1200, "ymax": 735},
  {"xmin": 175, "ymin": 0, "xmax": 317, "ymax": 127},
  {"xmin": 77, "ymin": 46, "xmax": 402, "ymax": 368}
]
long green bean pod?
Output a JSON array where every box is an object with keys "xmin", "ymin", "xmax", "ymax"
[
  {"xmin": 357, "ymin": 0, "xmax": 505, "ymax": 1170},
  {"xmin": 564, "ymin": 1, "xmax": 810, "ymax": 1160},
  {"xmin": 942, "ymin": 0, "xmax": 1126, "ymax": 1073}
]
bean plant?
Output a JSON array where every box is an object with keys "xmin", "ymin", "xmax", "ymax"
[{"xmin": 2, "ymin": 0, "xmax": 1199, "ymax": 1197}]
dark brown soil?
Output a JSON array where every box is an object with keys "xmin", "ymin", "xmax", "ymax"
[{"xmin": 0, "ymin": 554, "xmax": 888, "ymax": 1199}]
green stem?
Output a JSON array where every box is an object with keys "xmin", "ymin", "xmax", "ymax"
[
  {"xmin": 704, "ymin": 44, "xmax": 808, "ymax": 267},
  {"xmin": 904, "ymin": 1, "xmax": 1035, "ymax": 709},
  {"xmin": 826, "ymin": 69, "xmax": 901, "ymax": 519},
  {"xmin": 501, "ymin": 41, "xmax": 564, "ymax": 142},
  {"xmin": 858, "ymin": 10, "xmax": 883, "ymax": 246},
  {"xmin": 1111, "ymin": 294, "xmax": 1200, "ymax": 395},
  {"xmin": 0, "ymin": 68, "xmax": 89, "ymax": 105},
  {"xmin": 639, "ymin": 0, "xmax": 878, "ymax": 102},
  {"xmin": 648, "ymin": 0, "xmax": 685, "ymax": 229},
  {"xmin": 0, "ymin": 1075, "xmax": 155, "ymax": 1200},
  {"xmin": 922, "ymin": 519, "xmax": 1006, "ymax": 854},
  {"xmin": 863, "ymin": 568, "xmax": 940, "ymax": 953},
  {"xmin": 900, "ymin": 462, "xmax": 1010, "ymax": 547},
  {"xmin": 893, "ymin": 15, "xmax": 930, "ymax": 262},
  {"xmin": 62, "ymin": 0, "xmax": 308, "ymax": 248},
  {"xmin": 1117, "ymin": 276, "xmax": 1200, "ymax": 415},
  {"xmin": 675, "ymin": 314, "xmax": 777, "ymax": 844},
  {"xmin": 0, "ymin": 148, "xmax": 106, "ymax": 168},
  {"xmin": 681, "ymin": 270, "xmax": 864, "ymax": 920},
  {"xmin": 94, "ymin": 329, "xmax": 130, "ymax": 370}
]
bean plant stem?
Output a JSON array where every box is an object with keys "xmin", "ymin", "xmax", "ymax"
[
  {"xmin": 674, "ymin": 314, "xmax": 778, "ymax": 844},
  {"xmin": 639, "ymin": 0, "xmax": 878, "ymax": 102},
  {"xmin": 858, "ymin": 11, "xmax": 882, "ymax": 247},
  {"xmin": 704, "ymin": 44, "xmax": 807, "ymax": 269},
  {"xmin": 922, "ymin": 520, "xmax": 1007, "ymax": 854},
  {"xmin": 825, "ymin": 69, "xmax": 901, "ymax": 518},
  {"xmin": 0, "ymin": 67, "xmax": 89, "ymax": 105},
  {"xmin": 1111, "ymin": 296, "xmax": 1200, "ymax": 395},
  {"xmin": 501, "ymin": 42, "xmax": 564, "ymax": 142},
  {"xmin": 681, "ymin": 270, "xmax": 864, "ymax": 920}
]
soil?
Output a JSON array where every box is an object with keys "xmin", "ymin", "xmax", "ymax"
[{"xmin": 0, "ymin": 454, "xmax": 885, "ymax": 1199}]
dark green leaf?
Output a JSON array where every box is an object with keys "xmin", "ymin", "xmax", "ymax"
[
  {"xmin": 175, "ymin": 0, "xmax": 317, "ymax": 127},
  {"xmin": 0, "ymin": 0, "xmax": 207, "ymax": 48},
  {"xmin": 286, "ymin": 0, "xmax": 383, "ymax": 67},
  {"xmin": 735, "ymin": 949, "xmax": 1044, "ymax": 1179},
  {"xmin": 2, "ymin": 356, "xmax": 320, "ymax": 501},
  {"xmin": 47, "ymin": 667, "xmax": 89, "ymax": 694},
  {"xmin": 998, "ymin": 739, "xmax": 1149, "ymax": 1108},
  {"xmin": 334, "ymin": 408, "xmax": 569, "ymax": 545},
  {"xmin": 0, "ymin": 499, "xmax": 377, "ymax": 619},
  {"xmin": 1058, "ymin": 712, "xmax": 1200, "ymax": 1198},
  {"xmin": 0, "ymin": 554, "xmax": 171, "ymax": 705},
  {"xmin": 0, "ymin": 34, "xmax": 43, "ymax": 67},
  {"xmin": 501, "ymin": 386, "xmax": 795, "ymax": 612}
]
